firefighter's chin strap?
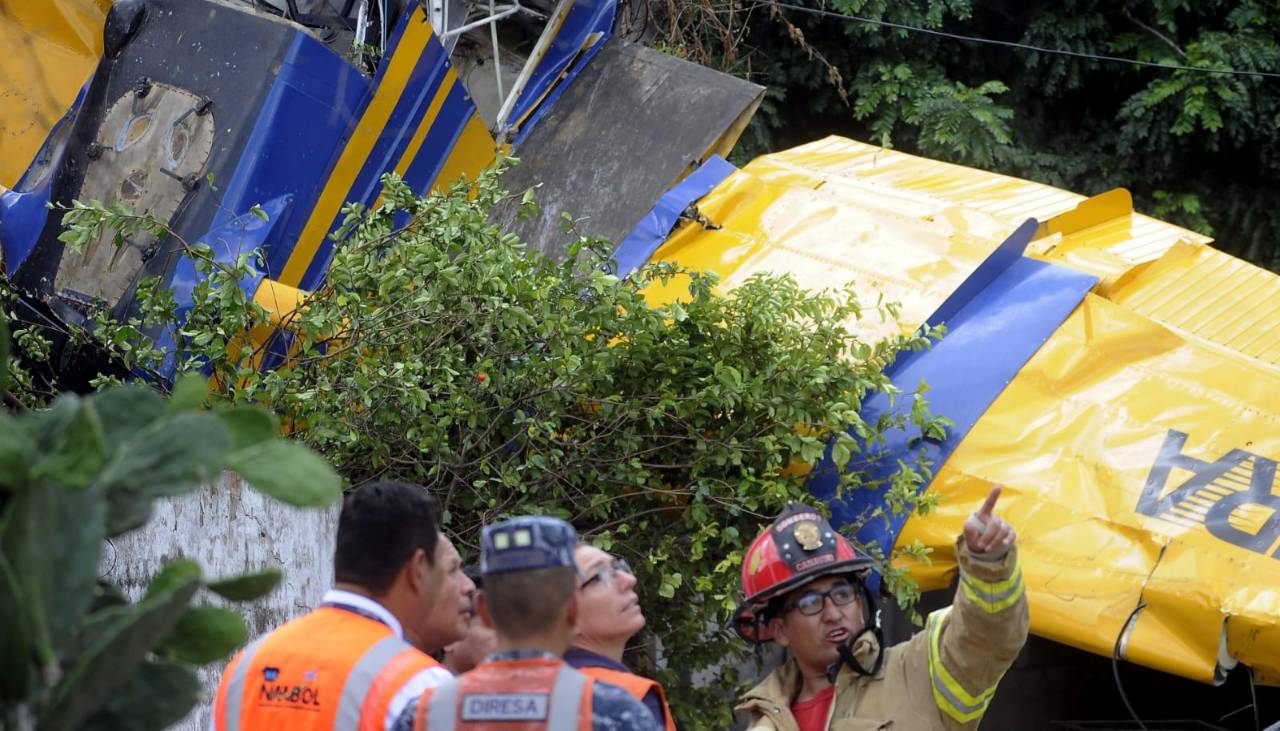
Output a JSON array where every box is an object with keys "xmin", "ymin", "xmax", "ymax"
[{"xmin": 825, "ymin": 582, "xmax": 884, "ymax": 682}]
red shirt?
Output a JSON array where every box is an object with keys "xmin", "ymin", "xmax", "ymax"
[{"xmin": 791, "ymin": 685, "xmax": 835, "ymax": 731}]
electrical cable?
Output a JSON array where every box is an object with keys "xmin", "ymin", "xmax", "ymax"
[
  {"xmin": 1249, "ymin": 666, "xmax": 1262, "ymax": 731},
  {"xmin": 1112, "ymin": 601, "xmax": 1150, "ymax": 731},
  {"xmin": 757, "ymin": 0, "xmax": 1280, "ymax": 80}
]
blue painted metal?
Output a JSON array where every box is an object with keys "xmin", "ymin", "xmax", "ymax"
[
  {"xmin": 610, "ymin": 155, "xmax": 737, "ymax": 277},
  {"xmin": 297, "ymin": 25, "xmax": 459, "ymax": 288},
  {"xmin": 382, "ymin": 80, "xmax": 477, "ymax": 236},
  {"xmin": 402, "ymin": 82, "xmax": 474, "ymax": 192},
  {"xmin": 0, "ymin": 185, "xmax": 53, "ymax": 275},
  {"xmin": 155, "ymin": 195, "xmax": 288, "ymax": 378},
  {"xmin": 806, "ymin": 246, "xmax": 1098, "ymax": 585},
  {"xmin": 506, "ymin": 0, "xmax": 616, "ymax": 135},
  {"xmin": 217, "ymin": 31, "xmax": 370, "ymax": 281}
]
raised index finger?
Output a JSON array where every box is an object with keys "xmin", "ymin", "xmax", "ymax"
[{"xmin": 977, "ymin": 486, "xmax": 1002, "ymax": 520}]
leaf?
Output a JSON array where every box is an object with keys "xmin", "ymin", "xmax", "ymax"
[
  {"xmin": 0, "ymin": 314, "xmax": 9, "ymax": 396},
  {"xmin": 0, "ymin": 476, "xmax": 107, "ymax": 664},
  {"xmin": 145, "ymin": 558, "xmax": 203, "ymax": 601},
  {"xmin": 43, "ymin": 567, "xmax": 200, "ymax": 731},
  {"xmin": 154, "ymin": 605, "xmax": 248, "ymax": 665},
  {"xmin": 208, "ymin": 569, "xmax": 282, "ymax": 601},
  {"xmin": 228, "ymin": 440, "xmax": 341, "ymax": 507},
  {"xmin": 97, "ymin": 412, "xmax": 233, "ymax": 535},
  {"xmin": 0, "ymin": 551, "xmax": 35, "ymax": 702},
  {"xmin": 0, "ymin": 413, "xmax": 33, "ymax": 490},
  {"xmin": 166, "ymin": 373, "xmax": 208, "ymax": 413},
  {"xmin": 214, "ymin": 406, "xmax": 279, "ymax": 452},
  {"xmin": 249, "ymin": 204, "xmax": 270, "ymax": 221},
  {"xmin": 80, "ymin": 659, "xmax": 201, "ymax": 731},
  {"xmin": 91, "ymin": 385, "xmax": 166, "ymax": 455},
  {"xmin": 30, "ymin": 396, "xmax": 108, "ymax": 489}
]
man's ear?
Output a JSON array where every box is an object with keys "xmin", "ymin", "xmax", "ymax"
[
  {"xmin": 475, "ymin": 590, "xmax": 498, "ymax": 630},
  {"xmin": 769, "ymin": 616, "xmax": 790, "ymax": 649},
  {"xmin": 404, "ymin": 547, "xmax": 429, "ymax": 595},
  {"xmin": 564, "ymin": 590, "xmax": 579, "ymax": 631}
]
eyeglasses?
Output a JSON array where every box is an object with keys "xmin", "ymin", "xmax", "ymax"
[
  {"xmin": 579, "ymin": 558, "xmax": 632, "ymax": 590},
  {"xmin": 784, "ymin": 583, "xmax": 858, "ymax": 616}
]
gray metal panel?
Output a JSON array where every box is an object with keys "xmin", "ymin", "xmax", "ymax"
[{"xmin": 491, "ymin": 39, "xmax": 762, "ymax": 262}]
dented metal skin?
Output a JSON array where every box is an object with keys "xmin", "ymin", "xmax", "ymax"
[{"xmin": 626, "ymin": 137, "xmax": 1280, "ymax": 688}]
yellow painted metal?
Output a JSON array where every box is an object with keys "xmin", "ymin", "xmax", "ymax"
[
  {"xmin": 895, "ymin": 295, "xmax": 1280, "ymax": 683},
  {"xmin": 642, "ymin": 143, "xmax": 1022, "ymax": 344},
  {"xmin": 0, "ymin": 0, "xmax": 112, "ymax": 187},
  {"xmin": 281, "ymin": 6, "xmax": 437, "ymax": 286},
  {"xmin": 1107, "ymin": 241, "xmax": 1280, "ymax": 368},
  {"xmin": 430, "ymin": 110, "xmax": 496, "ymax": 193},
  {"xmin": 639, "ymin": 135, "xmax": 1280, "ymax": 685},
  {"xmin": 391, "ymin": 66, "xmax": 462, "ymax": 183}
]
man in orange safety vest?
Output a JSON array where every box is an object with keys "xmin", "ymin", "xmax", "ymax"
[{"xmin": 213, "ymin": 481, "xmax": 475, "ymax": 730}]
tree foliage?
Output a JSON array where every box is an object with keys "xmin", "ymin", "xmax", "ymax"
[
  {"xmin": 4, "ymin": 162, "xmax": 946, "ymax": 728},
  {"xmin": 646, "ymin": 0, "xmax": 1280, "ymax": 270},
  {"xmin": 0, "ymin": 319, "xmax": 341, "ymax": 731}
]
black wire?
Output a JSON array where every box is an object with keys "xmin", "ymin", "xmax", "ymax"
[
  {"xmin": 1249, "ymin": 667, "xmax": 1261, "ymax": 731},
  {"xmin": 1112, "ymin": 602, "xmax": 1150, "ymax": 731},
  {"xmin": 756, "ymin": 0, "xmax": 1280, "ymax": 80}
]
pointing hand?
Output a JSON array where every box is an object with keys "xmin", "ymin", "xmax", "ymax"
[{"xmin": 962, "ymin": 486, "xmax": 1016, "ymax": 555}]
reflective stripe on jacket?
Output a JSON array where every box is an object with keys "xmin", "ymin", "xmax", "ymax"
[
  {"xmin": 412, "ymin": 658, "xmax": 593, "ymax": 731},
  {"xmin": 737, "ymin": 540, "xmax": 1029, "ymax": 731},
  {"xmin": 576, "ymin": 666, "xmax": 676, "ymax": 731},
  {"xmin": 213, "ymin": 606, "xmax": 444, "ymax": 731}
]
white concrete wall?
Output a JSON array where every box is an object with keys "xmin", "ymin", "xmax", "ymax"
[{"xmin": 101, "ymin": 472, "xmax": 339, "ymax": 731}]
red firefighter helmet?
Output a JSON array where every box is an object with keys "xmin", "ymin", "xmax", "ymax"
[{"xmin": 733, "ymin": 503, "xmax": 875, "ymax": 644}]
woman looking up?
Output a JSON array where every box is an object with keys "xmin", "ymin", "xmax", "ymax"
[{"xmin": 566, "ymin": 544, "xmax": 678, "ymax": 731}]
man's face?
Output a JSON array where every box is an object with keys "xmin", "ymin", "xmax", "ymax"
[
  {"xmin": 572, "ymin": 545, "xmax": 645, "ymax": 646},
  {"xmin": 417, "ymin": 536, "xmax": 476, "ymax": 652},
  {"xmin": 443, "ymin": 609, "xmax": 499, "ymax": 675},
  {"xmin": 769, "ymin": 575, "xmax": 864, "ymax": 674}
]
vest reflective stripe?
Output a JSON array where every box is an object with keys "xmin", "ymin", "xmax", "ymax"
[
  {"xmin": 335, "ymin": 635, "xmax": 415, "ymax": 729},
  {"xmin": 415, "ymin": 660, "xmax": 592, "ymax": 731},
  {"xmin": 363, "ymin": 645, "xmax": 443, "ymax": 730},
  {"xmin": 577, "ymin": 666, "xmax": 676, "ymax": 731},
  {"xmin": 222, "ymin": 637, "xmax": 267, "ymax": 731},
  {"xmin": 427, "ymin": 677, "xmax": 460, "ymax": 730},
  {"xmin": 546, "ymin": 664, "xmax": 587, "ymax": 729}
]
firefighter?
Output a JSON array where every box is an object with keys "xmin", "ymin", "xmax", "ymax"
[
  {"xmin": 566, "ymin": 543, "xmax": 678, "ymax": 730},
  {"xmin": 734, "ymin": 487, "xmax": 1028, "ymax": 730},
  {"xmin": 396, "ymin": 516, "xmax": 659, "ymax": 731},
  {"xmin": 213, "ymin": 481, "xmax": 474, "ymax": 731}
]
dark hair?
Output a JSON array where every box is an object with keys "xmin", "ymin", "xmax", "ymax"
[
  {"xmin": 482, "ymin": 567, "xmax": 575, "ymax": 640},
  {"xmin": 334, "ymin": 481, "xmax": 440, "ymax": 594}
]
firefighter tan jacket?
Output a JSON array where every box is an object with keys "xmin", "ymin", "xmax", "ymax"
[{"xmin": 736, "ymin": 539, "xmax": 1028, "ymax": 731}]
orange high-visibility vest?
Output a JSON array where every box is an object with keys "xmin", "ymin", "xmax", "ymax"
[
  {"xmin": 412, "ymin": 658, "xmax": 593, "ymax": 730},
  {"xmin": 213, "ymin": 606, "xmax": 443, "ymax": 731},
  {"xmin": 577, "ymin": 667, "xmax": 677, "ymax": 731}
]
